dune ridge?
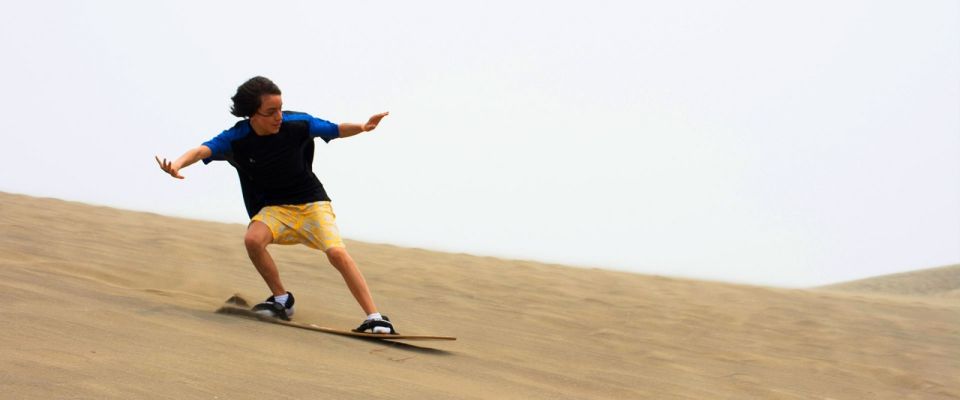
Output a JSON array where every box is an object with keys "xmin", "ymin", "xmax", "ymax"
[
  {"xmin": 1, "ymin": 191, "xmax": 958, "ymax": 399},
  {"xmin": 821, "ymin": 264, "xmax": 960, "ymax": 300}
]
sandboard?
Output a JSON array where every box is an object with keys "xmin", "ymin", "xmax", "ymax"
[{"xmin": 215, "ymin": 295, "xmax": 456, "ymax": 341}]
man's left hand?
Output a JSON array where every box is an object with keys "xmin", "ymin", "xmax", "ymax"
[{"xmin": 363, "ymin": 112, "xmax": 389, "ymax": 132}]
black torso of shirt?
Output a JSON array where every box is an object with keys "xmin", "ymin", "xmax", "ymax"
[{"xmin": 227, "ymin": 120, "xmax": 330, "ymax": 218}]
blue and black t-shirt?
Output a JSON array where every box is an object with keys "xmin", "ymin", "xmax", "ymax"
[{"xmin": 202, "ymin": 111, "xmax": 340, "ymax": 218}]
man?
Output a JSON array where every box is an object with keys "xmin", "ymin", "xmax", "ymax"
[{"xmin": 155, "ymin": 76, "xmax": 395, "ymax": 334}]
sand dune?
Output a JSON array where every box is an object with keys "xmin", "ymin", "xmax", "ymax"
[
  {"xmin": 1, "ymin": 192, "xmax": 958, "ymax": 399},
  {"xmin": 821, "ymin": 264, "xmax": 960, "ymax": 300}
]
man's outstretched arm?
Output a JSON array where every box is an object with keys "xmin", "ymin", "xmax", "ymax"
[
  {"xmin": 338, "ymin": 112, "xmax": 389, "ymax": 139},
  {"xmin": 155, "ymin": 145, "xmax": 212, "ymax": 179}
]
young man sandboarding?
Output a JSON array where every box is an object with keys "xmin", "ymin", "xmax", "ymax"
[{"xmin": 156, "ymin": 76, "xmax": 395, "ymax": 334}]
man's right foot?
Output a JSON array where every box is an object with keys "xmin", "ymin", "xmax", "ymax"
[
  {"xmin": 353, "ymin": 315, "xmax": 397, "ymax": 334},
  {"xmin": 251, "ymin": 292, "xmax": 295, "ymax": 321}
]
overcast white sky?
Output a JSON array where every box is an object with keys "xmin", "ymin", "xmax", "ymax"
[{"xmin": 1, "ymin": 1, "xmax": 957, "ymax": 287}]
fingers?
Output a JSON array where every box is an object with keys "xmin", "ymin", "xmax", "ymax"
[
  {"xmin": 156, "ymin": 156, "xmax": 169, "ymax": 172},
  {"xmin": 365, "ymin": 112, "xmax": 389, "ymax": 132},
  {"xmin": 155, "ymin": 155, "xmax": 184, "ymax": 179},
  {"xmin": 157, "ymin": 156, "xmax": 172, "ymax": 173}
]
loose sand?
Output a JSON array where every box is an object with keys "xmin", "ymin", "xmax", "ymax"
[{"xmin": 1, "ymin": 192, "xmax": 957, "ymax": 399}]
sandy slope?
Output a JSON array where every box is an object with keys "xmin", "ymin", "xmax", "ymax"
[
  {"xmin": 821, "ymin": 264, "xmax": 960, "ymax": 300},
  {"xmin": 1, "ymin": 192, "xmax": 957, "ymax": 399}
]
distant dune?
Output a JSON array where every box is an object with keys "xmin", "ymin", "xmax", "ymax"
[
  {"xmin": 821, "ymin": 264, "xmax": 960, "ymax": 299},
  {"xmin": 1, "ymin": 191, "xmax": 958, "ymax": 399}
]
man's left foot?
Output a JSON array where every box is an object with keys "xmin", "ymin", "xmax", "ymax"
[
  {"xmin": 353, "ymin": 315, "xmax": 397, "ymax": 334},
  {"xmin": 251, "ymin": 292, "xmax": 295, "ymax": 321}
]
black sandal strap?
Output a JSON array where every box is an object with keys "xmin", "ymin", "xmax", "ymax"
[{"xmin": 353, "ymin": 317, "xmax": 397, "ymax": 334}]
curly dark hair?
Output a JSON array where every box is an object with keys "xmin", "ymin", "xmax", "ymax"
[{"xmin": 230, "ymin": 76, "xmax": 282, "ymax": 118}]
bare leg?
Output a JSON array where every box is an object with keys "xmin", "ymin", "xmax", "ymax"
[
  {"xmin": 325, "ymin": 247, "xmax": 378, "ymax": 315},
  {"xmin": 245, "ymin": 221, "xmax": 286, "ymax": 296}
]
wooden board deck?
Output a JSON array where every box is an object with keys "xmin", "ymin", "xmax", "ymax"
[{"xmin": 215, "ymin": 295, "xmax": 456, "ymax": 341}]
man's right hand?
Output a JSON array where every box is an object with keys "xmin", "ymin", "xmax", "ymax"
[{"xmin": 155, "ymin": 156, "xmax": 184, "ymax": 179}]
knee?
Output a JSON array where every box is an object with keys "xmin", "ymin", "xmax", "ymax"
[
  {"xmin": 244, "ymin": 231, "xmax": 269, "ymax": 252},
  {"xmin": 325, "ymin": 247, "xmax": 350, "ymax": 266}
]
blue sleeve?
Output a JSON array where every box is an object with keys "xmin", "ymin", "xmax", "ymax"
[
  {"xmin": 309, "ymin": 116, "xmax": 340, "ymax": 142},
  {"xmin": 201, "ymin": 122, "xmax": 250, "ymax": 164},
  {"xmin": 283, "ymin": 112, "xmax": 340, "ymax": 143}
]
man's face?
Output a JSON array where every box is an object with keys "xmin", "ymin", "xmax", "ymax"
[{"xmin": 250, "ymin": 94, "xmax": 283, "ymax": 135}]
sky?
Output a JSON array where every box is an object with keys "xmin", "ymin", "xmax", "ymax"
[{"xmin": 0, "ymin": 1, "xmax": 957, "ymax": 287}]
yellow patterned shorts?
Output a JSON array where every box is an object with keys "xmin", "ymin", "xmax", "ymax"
[{"xmin": 250, "ymin": 202, "xmax": 345, "ymax": 251}]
